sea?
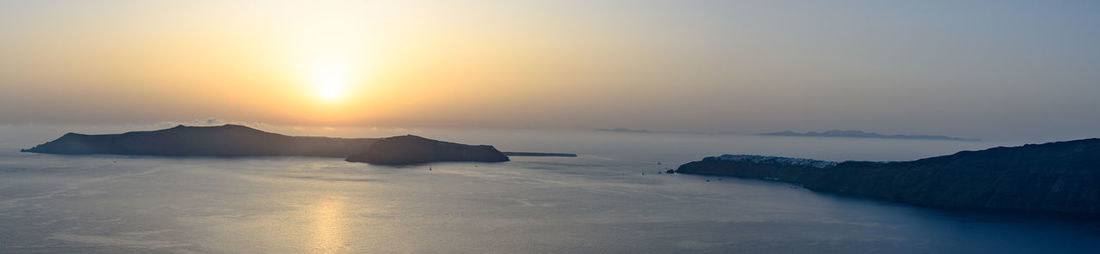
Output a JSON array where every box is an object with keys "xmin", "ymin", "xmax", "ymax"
[{"xmin": 1, "ymin": 124, "xmax": 1098, "ymax": 253}]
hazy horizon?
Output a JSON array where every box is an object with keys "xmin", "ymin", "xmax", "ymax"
[{"xmin": 3, "ymin": 0, "xmax": 1099, "ymax": 141}]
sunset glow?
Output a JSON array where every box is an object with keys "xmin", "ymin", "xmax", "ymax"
[
  {"xmin": 4, "ymin": 1, "xmax": 1100, "ymax": 253},
  {"xmin": 0, "ymin": 1, "xmax": 1097, "ymax": 139},
  {"xmin": 309, "ymin": 62, "xmax": 353, "ymax": 102}
]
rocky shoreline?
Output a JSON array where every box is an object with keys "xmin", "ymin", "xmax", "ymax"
[{"xmin": 676, "ymin": 138, "xmax": 1100, "ymax": 216}]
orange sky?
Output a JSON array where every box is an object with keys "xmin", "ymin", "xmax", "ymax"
[
  {"xmin": 2, "ymin": 1, "xmax": 1099, "ymax": 140},
  {"xmin": 0, "ymin": 1, "xmax": 669, "ymax": 126}
]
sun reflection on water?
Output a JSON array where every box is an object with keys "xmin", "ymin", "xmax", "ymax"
[{"xmin": 311, "ymin": 197, "xmax": 348, "ymax": 254}]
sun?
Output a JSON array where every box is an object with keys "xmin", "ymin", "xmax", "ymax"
[
  {"xmin": 315, "ymin": 77, "xmax": 345, "ymax": 101},
  {"xmin": 309, "ymin": 64, "xmax": 351, "ymax": 102}
]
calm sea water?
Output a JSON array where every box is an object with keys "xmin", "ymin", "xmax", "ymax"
[{"xmin": 1, "ymin": 124, "xmax": 1098, "ymax": 253}]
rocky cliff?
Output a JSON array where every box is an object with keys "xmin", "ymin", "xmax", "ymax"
[{"xmin": 676, "ymin": 139, "xmax": 1100, "ymax": 216}]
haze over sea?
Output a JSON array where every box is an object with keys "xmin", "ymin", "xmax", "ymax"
[{"xmin": 1, "ymin": 124, "xmax": 1097, "ymax": 253}]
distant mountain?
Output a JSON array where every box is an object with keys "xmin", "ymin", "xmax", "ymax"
[
  {"xmin": 676, "ymin": 138, "xmax": 1100, "ymax": 216},
  {"xmin": 757, "ymin": 130, "xmax": 980, "ymax": 141},
  {"xmin": 595, "ymin": 128, "xmax": 654, "ymax": 133},
  {"xmin": 22, "ymin": 125, "xmax": 510, "ymax": 165}
]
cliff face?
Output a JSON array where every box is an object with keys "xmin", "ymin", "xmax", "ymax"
[
  {"xmin": 676, "ymin": 138, "xmax": 1100, "ymax": 216},
  {"xmin": 676, "ymin": 155, "xmax": 834, "ymax": 184},
  {"xmin": 21, "ymin": 125, "xmax": 376, "ymax": 157},
  {"xmin": 345, "ymin": 135, "xmax": 509, "ymax": 165}
]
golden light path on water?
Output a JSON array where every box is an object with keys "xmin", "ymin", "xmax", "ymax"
[{"xmin": 310, "ymin": 196, "xmax": 348, "ymax": 254}]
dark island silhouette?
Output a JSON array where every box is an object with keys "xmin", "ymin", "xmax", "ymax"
[
  {"xmin": 19, "ymin": 124, "xmax": 577, "ymax": 165},
  {"xmin": 21, "ymin": 124, "xmax": 376, "ymax": 157},
  {"xmin": 345, "ymin": 135, "xmax": 508, "ymax": 165},
  {"xmin": 676, "ymin": 138, "xmax": 1100, "ymax": 216},
  {"xmin": 757, "ymin": 130, "xmax": 980, "ymax": 141}
]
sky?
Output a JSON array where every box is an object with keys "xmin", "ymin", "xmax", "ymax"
[{"xmin": 1, "ymin": 0, "xmax": 1098, "ymax": 141}]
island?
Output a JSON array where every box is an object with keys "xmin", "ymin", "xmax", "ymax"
[
  {"xmin": 757, "ymin": 130, "xmax": 980, "ymax": 141},
  {"xmin": 345, "ymin": 135, "xmax": 509, "ymax": 165},
  {"xmin": 21, "ymin": 124, "xmax": 515, "ymax": 165},
  {"xmin": 676, "ymin": 138, "xmax": 1100, "ymax": 216}
]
